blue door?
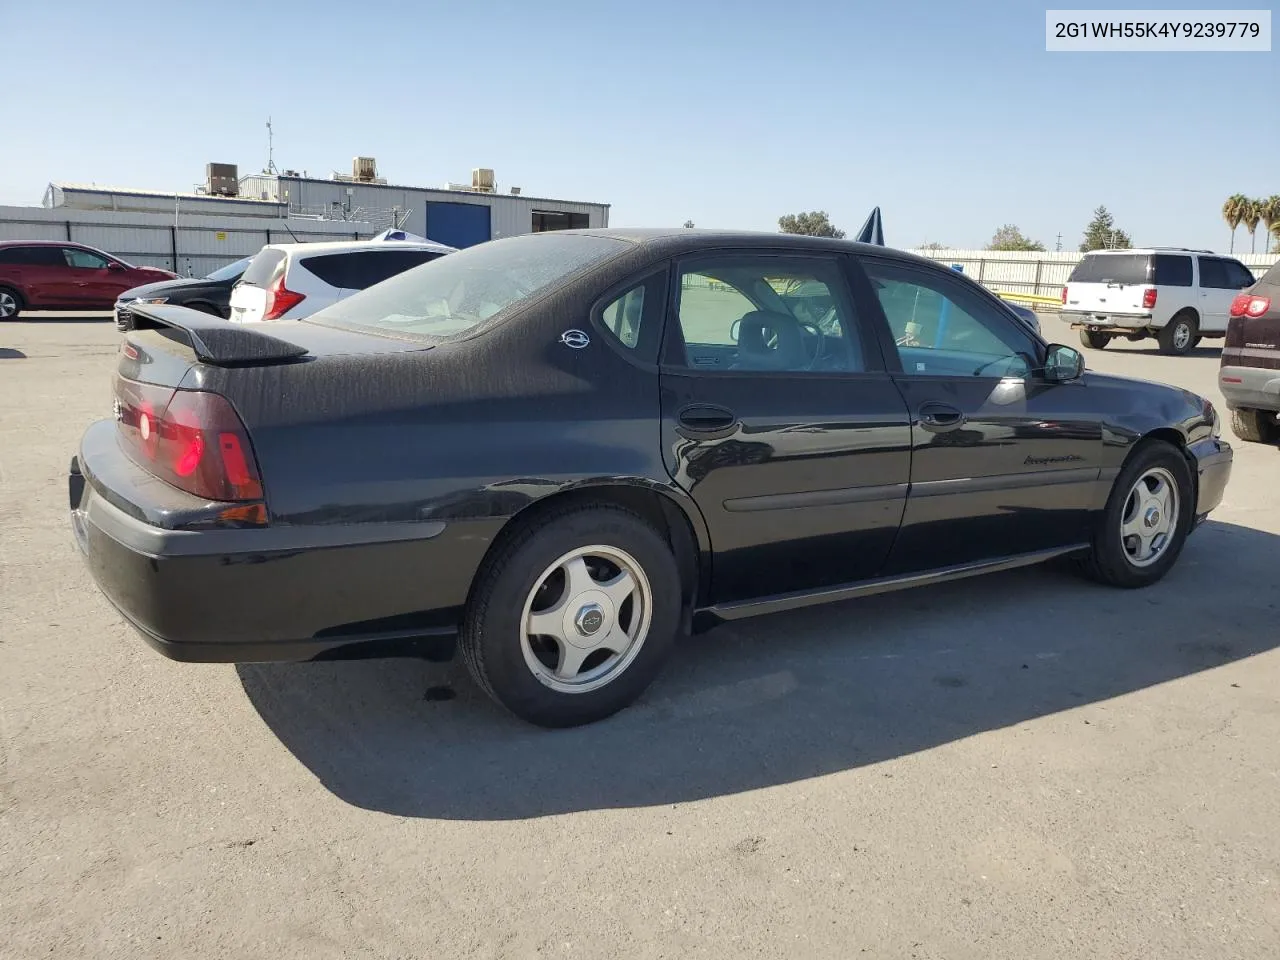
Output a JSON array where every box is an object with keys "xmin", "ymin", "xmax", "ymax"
[{"xmin": 425, "ymin": 202, "xmax": 491, "ymax": 248}]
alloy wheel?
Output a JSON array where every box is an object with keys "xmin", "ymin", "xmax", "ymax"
[
  {"xmin": 1120, "ymin": 466, "xmax": 1179, "ymax": 567},
  {"xmin": 519, "ymin": 544, "xmax": 653, "ymax": 694}
]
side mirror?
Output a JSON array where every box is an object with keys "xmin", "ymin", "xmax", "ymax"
[
  {"xmin": 106, "ymin": 262, "xmax": 125, "ymax": 272},
  {"xmin": 1043, "ymin": 343, "xmax": 1085, "ymax": 382}
]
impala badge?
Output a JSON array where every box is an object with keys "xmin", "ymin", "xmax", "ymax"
[{"xmin": 560, "ymin": 329, "xmax": 590, "ymax": 349}]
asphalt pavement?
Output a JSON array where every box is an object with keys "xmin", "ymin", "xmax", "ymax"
[{"xmin": 2, "ymin": 312, "xmax": 1277, "ymax": 959}]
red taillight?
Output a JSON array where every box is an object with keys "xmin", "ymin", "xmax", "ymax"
[
  {"xmin": 1061, "ymin": 286, "xmax": 1068, "ymax": 304},
  {"xmin": 115, "ymin": 377, "xmax": 264, "ymax": 502},
  {"xmin": 1230, "ymin": 293, "xmax": 1272, "ymax": 318},
  {"xmin": 263, "ymin": 272, "xmax": 305, "ymax": 320},
  {"xmin": 1142, "ymin": 288, "xmax": 1157, "ymax": 309}
]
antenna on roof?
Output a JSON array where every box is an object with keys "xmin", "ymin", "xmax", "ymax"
[{"xmin": 265, "ymin": 117, "xmax": 278, "ymax": 175}]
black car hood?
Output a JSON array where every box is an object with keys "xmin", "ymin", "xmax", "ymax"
[{"xmin": 119, "ymin": 276, "xmax": 216, "ymax": 301}]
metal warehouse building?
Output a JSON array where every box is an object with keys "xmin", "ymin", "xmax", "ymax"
[
  {"xmin": 0, "ymin": 159, "xmax": 610, "ymax": 277},
  {"xmin": 238, "ymin": 162, "xmax": 609, "ymax": 249}
]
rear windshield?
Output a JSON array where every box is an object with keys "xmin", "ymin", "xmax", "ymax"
[
  {"xmin": 1257, "ymin": 259, "xmax": 1280, "ymax": 291},
  {"xmin": 239, "ymin": 249, "xmax": 286, "ymax": 287},
  {"xmin": 307, "ymin": 234, "xmax": 629, "ymax": 340},
  {"xmin": 1068, "ymin": 254, "xmax": 1150, "ymax": 285},
  {"xmin": 300, "ymin": 248, "xmax": 446, "ymax": 291}
]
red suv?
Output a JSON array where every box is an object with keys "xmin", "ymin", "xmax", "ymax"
[
  {"xmin": 0, "ymin": 241, "xmax": 176, "ymax": 319},
  {"xmin": 1220, "ymin": 258, "xmax": 1280, "ymax": 443}
]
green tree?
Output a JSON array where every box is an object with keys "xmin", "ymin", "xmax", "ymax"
[
  {"xmin": 919, "ymin": 241, "xmax": 948, "ymax": 251},
  {"xmin": 986, "ymin": 224, "xmax": 1045, "ymax": 252},
  {"xmin": 1241, "ymin": 198, "xmax": 1263, "ymax": 254},
  {"xmin": 1257, "ymin": 196, "xmax": 1280, "ymax": 253},
  {"xmin": 1223, "ymin": 194, "xmax": 1249, "ymax": 253},
  {"xmin": 778, "ymin": 210, "xmax": 845, "ymax": 239},
  {"xmin": 1079, "ymin": 205, "xmax": 1132, "ymax": 252},
  {"xmin": 1271, "ymin": 219, "xmax": 1280, "ymax": 254}
]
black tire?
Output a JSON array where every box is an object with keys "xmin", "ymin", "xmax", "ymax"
[
  {"xmin": 1077, "ymin": 440, "xmax": 1193, "ymax": 589},
  {"xmin": 0, "ymin": 286, "xmax": 22, "ymax": 321},
  {"xmin": 1229, "ymin": 407, "xmax": 1280, "ymax": 444},
  {"xmin": 1156, "ymin": 311, "xmax": 1198, "ymax": 356},
  {"xmin": 461, "ymin": 505, "xmax": 681, "ymax": 728},
  {"xmin": 1079, "ymin": 329, "xmax": 1112, "ymax": 349}
]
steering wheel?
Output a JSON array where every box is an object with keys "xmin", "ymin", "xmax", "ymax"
[{"xmin": 798, "ymin": 320, "xmax": 824, "ymax": 370}]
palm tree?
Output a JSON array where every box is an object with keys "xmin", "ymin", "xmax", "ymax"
[
  {"xmin": 1242, "ymin": 198, "xmax": 1263, "ymax": 254},
  {"xmin": 1223, "ymin": 194, "xmax": 1249, "ymax": 253},
  {"xmin": 1272, "ymin": 219, "xmax": 1280, "ymax": 255},
  {"xmin": 1259, "ymin": 196, "xmax": 1280, "ymax": 254}
]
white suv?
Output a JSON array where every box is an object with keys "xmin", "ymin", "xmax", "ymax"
[
  {"xmin": 1062, "ymin": 247, "xmax": 1256, "ymax": 356},
  {"xmin": 228, "ymin": 239, "xmax": 456, "ymax": 323}
]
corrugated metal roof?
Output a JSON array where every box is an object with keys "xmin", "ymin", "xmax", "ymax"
[
  {"xmin": 268, "ymin": 174, "xmax": 610, "ymax": 209},
  {"xmin": 51, "ymin": 182, "xmax": 283, "ymax": 205}
]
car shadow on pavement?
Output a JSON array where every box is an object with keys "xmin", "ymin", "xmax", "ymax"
[
  {"xmin": 0, "ymin": 348, "xmax": 25, "ymax": 359},
  {"xmin": 238, "ymin": 519, "xmax": 1279, "ymax": 820}
]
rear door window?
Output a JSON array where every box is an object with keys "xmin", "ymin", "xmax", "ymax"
[
  {"xmin": 1069, "ymin": 254, "xmax": 1150, "ymax": 285},
  {"xmin": 1196, "ymin": 258, "xmax": 1231, "ymax": 289},
  {"xmin": 239, "ymin": 250, "xmax": 287, "ymax": 287},
  {"xmin": 302, "ymin": 249, "xmax": 446, "ymax": 290},
  {"xmin": 0, "ymin": 246, "xmax": 68, "ymax": 267},
  {"xmin": 1152, "ymin": 255, "xmax": 1192, "ymax": 287}
]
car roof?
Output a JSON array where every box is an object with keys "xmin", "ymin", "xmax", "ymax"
[
  {"xmin": 547, "ymin": 227, "xmax": 943, "ymax": 267},
  {"xmin": 0, "ymin": 239, "xmax": 103, "ymax": 249},
  {"xmin": 1082, "ymin": 247, "xmax": 1221, "ymax": 256},
  {"xmin": 262, "ymin": 239, "xmax": 458, "ymax": 257}
]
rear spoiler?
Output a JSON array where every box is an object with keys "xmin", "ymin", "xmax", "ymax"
[{"xmin": 128, "ymin": 303, "xmax": 309, "ymax": 366}]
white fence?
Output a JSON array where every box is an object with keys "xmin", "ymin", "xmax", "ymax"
[
  {"xmin": 0, "ymin": 205, "xmax": 380, "ymax": 278},
  {"xmin": 906, "ymin": 248, "xmax": 1278, "ymax": 306}
]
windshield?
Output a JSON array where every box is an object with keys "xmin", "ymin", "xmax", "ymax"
[
  {"xmin": 205, "ymin": 257, "xmax": 253, "ymax": 282},
  {"xmin": 308, "ymin": 233, "xmax": 629, "ymax": 340},
  {"xmin": 1068, "ymin": 254, "xmax": 1150, "ymax": 285}
]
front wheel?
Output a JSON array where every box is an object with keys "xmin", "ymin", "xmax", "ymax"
[
  {"xmin": 461, "ymin": 505, "xmax": 681, "ymax": 727},
  {"xmin": 1077, "ymin": 441, "xmax": 1193, "ymax": 588},
  {"xmin": 1079, "ymin": 329, "xmax": 1112, "ymax": 349}
]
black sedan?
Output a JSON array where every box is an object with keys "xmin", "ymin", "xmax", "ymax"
[
  {"xmin": 70, "ymin": 229, "xmax": 1233, "ymax": 727},
  {"xmin": 114, "ymin": 256, "xmax": 252, "ymax": 331}
]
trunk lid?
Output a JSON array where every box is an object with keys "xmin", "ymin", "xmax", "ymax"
[
  {"xmin": 1064, "ymin": 253, "xmax": 1152, "ymax": 315},
  {"xmin": 120, "ymin": 303, "xmax": 430, "ymax": 388}
]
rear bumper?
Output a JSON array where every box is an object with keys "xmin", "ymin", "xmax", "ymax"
[
  {"xmin": 1064, "ymin": 311, "xmax": 1154, "ymax": 331},
  {"xmin": 70, "ymin": 422, "xmax": 497, "ymax": 662},
  {"xmin": 1188, "ymin": 436, "xmax": 1232, "ymax": 523},
  {"xmin": 1219, "ymin": 365, "xmax": 1280, "ymax": 412}
]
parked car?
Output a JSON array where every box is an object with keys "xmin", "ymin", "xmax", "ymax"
[
  {"xmin": 115, "ymin": 256, "xmax": 253, "ymax": 331},
  {"xmin": 999, "ymin": 297, "xmax": 1042, "ymax": 336},
  {"xmin": 1062, "ymin": 247, "xmax": 1256, "ymax": 356},
  {"xmin": 228, "ymin": 239, "xmax": 456, "ymax": 323},
  {"xmin": 1219, "ymin": 257, "xmax": 1280, "ymax": 443},
  {"xmin": 70, "ymin": 229, "xmax": 1232, "ymax": 728},
  {"xmin": 0, "ymin": 241, "xmax": 176, "ymax": 319}
]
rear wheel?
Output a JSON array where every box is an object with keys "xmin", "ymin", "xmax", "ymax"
[
  {"xmin": 461, "ymin": 505, "xmax": 681, "ymax": 727},
  {"xmin": 1077, "ymin": 440, "xmax": 1192, "ymax": 588},
  {"xmin": 1157, "ymin": 311, "xmax": 1198, "ymax": 356},
  {"xmin": 1229, "ymin": 407, "xmax": 1280, "ymax": 444},
  {"xmin": 1079, "ymin": 329, "xmax": 1112, "ymax": 349},
  {"xmin": 0, "ymin": 287, "xmax": 21, "ymax": 320}
]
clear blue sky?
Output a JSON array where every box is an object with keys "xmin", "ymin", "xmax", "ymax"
[{"xmin": 4, "ymin": 0, "xmax": 1277, "ymax": 252}]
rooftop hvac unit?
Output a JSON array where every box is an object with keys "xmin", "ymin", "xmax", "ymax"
[
  {"xmin": 510, "ymin": 186, "xmax": 521, "ymax": 195},
  {"xmin": 205, "ymin": 162, "xmax": 239, "ymax": 197},
  {"xmin": 472, "ymin": 168, "xmax": 495, "ymax": 192},
  {"xmin": 353, "ymin": 156, "xmax": 378, "ymax": 182}
]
